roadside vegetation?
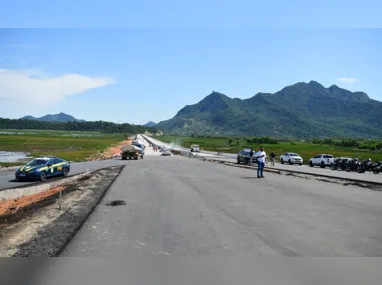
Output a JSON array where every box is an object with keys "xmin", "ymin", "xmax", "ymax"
[
  {"xmin": 159, "ymin": 135, "xmax": 382, "ymax": 163},
  {"xmin": 0, "ymin": 129, "xmax": 125, "ymax": 165},
  {"xmin": 0, "ymin": 118, "xmax": 158, "ymax": 134}
]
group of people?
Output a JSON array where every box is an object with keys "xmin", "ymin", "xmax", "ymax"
[{"xmin": 248, "ymin": 147, "xmax": 276, "ymax": 178}]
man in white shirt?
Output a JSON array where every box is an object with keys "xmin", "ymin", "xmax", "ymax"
[{"xmin": 255, "ymin": 146, "xmax": 266, "ymax": 178}]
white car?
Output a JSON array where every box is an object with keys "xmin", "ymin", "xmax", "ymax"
[
  {"xmin": 309, "ymin": 154, "xmax": 334, "ymax": 168},
  {"xmin": 162, "ymin": 149, "xmax": 172, "ymax": 156},
  {"xmin": 280, "ymin": 152, "xmax": 303, "ymax": 165},
  {"xmin": 190, "ymin": 144, "xmax": 200, "ymax": 152}
]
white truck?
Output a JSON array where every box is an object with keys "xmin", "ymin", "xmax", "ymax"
[
  {"xmin": 309, "ymin": 154, "xmax": 334, "ymax": 168},
  {"xmin": 280, "ymin": 152, "xmax": 303, "ymax": 165},
  {"xmin": 190, "ymin": 144, "xmax": 200, "ymax": 152}
]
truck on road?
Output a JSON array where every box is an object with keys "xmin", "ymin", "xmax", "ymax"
[{"xmin": 121, "ymin": 145, "xmax": 144, "ymax": 160}]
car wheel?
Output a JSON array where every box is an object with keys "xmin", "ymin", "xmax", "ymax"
[
  {"xmin": 281, "ymin": 159, "xmax": 284, "ymax": 164},
  {"xmin": 320, "ymin": 161, "xmax": 325, "ymax": 168},
  {"xmin": 373, "ymin": 169, "xmax": 379, "ymax": 174},
  {"xmin": 40, "ymin": 172, "xmax": 47, "ymax": 181},
  {"xmin": 237, "ymin": 158, "xmax": 240, "ymax": 164},
  {"xmin": 288, "ymin": 159, "xmax": 292, "ymax": 165},
  {"xmin": 63, "ymin": 168, "xmax": 69, "ymax": 177},
  {"xmin": 299, "ymin": 163, "xmax": 302, "ymax": 166},
  {"xmin": 309, "ymin": 161, "xmax": 314, "ymax": 167}
]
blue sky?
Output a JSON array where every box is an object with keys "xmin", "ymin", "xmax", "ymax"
[{"xmin": 1, "ymin": 1, "xmax": 382, "ymax": 125}]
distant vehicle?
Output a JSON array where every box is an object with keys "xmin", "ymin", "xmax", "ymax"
[
  {"xmin": 190, "ymin": 144, "xmax": 200, "ymax": 152},
  {"xmin": 132, "ymin": 140, "xmax": 146, "ymax": 152},
  {"xmin": 237, "ymin": 148, "xmax": 257, "ymax": 165},
  {"xmin": 309, "ymin": 154, "xmax": 334, "ymax": 168},
  {"xmin": 15, "ymin": 157, "xmax": 70, "ymax": 181},
  {"xmin": 121, "ymin": 145, "xmax": 144, "ymax": 160},
  {"xmin": 162, "ymin": 148, "xmax": 172, "ymax": 156},
  {"xmin": 280, "ymin": 152, "xmax": 303, "ymax": 165}
]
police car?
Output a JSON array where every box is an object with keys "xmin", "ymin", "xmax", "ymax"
[
  {"xmin": 15, "ymin": 156, "xmax": 70, "ymax": 181},
  {"xmin": 237, "ymin": 148, "xmax": 257, "ymax": 165}
]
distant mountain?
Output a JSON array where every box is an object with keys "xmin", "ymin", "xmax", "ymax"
[
  {"xmin": 20, "ymin": 112, "xmax": 86, "ymax": 122},
  {"xmin": 144, "ymin": 121, "xmax": 157, "ymax": 127},
  {"xmin": 156, "ymin": 81, "xmax": 382, "ymax": 138}
]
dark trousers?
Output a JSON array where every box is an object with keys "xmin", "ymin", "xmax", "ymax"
[{"xmin": 257, "ymin": 161, "xmax": 265, "ymax": 177}]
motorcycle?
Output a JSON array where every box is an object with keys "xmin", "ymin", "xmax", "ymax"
[
  {"xmin": 330, "ymin": 158, "xmax": 340, "ymax": 170},
  {"xmin": 331, "ymin": 158, "xmax": 347, "ymax": 171},
  {"xmin": 335, "ymin": 158, "xmax": 350, "ymax": 171},
  {"xmin": 372, "ymin": 161, "xmax": 382, "ymax": 174},
  {"xmin": 358, "ymin": 159, "xmax": 374, "ymax": 173},
  {"xmin": 346, "ymin": 159, "xmax": 360, "ymax": 172}
]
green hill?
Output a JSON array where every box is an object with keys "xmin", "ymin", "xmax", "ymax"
[
  {"xmin": 20, "ymin": 112, "xmax": 86, "ymax": 122},
  {"xmin": 156, "ymin": 81, "xmax": 382, "ymax": 138}
]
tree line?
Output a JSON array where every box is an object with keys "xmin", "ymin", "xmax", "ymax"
[
  {"xmin": 246, "ymin": 137, "xmax": 279, "ymax": 144},
  {"xmin": 0, "ymin": 118, "xmax": 158, "ymax": 134}
]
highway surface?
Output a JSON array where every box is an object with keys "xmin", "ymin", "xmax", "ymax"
[
  {"xmin": 61, "ymin": 154, "xmax": 382, "ymax": 257},
  {"xmin": 142, "ymin": 134, "xmax": 382, "ymax": 184}
]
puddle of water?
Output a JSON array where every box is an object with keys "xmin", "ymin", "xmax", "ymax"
[{"xmin": 0, "ymin": 151, "xmax": 32, "ymax": 162}]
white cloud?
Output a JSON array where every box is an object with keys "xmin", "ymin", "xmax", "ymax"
[
  {"xmin": 0, "ymin": 69, "xmax": 115, "ymax": 108},
  {"xmin": 337, "ymin": 77, "xmax": 360, "ymax": 84}
]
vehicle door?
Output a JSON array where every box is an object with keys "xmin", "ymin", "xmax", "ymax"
[
  {"xmin": 239, "ymin": 150, "xmax": 246, "ymax": 163},
  {"xmin": 313, "ymin": 155, "xmax": 321, "ymax": 164},
  {"xmin": 46, "ymin": 159, "xmax": 56, "ymax": 177},
  {"xmin": 54, "ymin": 158, "xmax": 64, "ymax": 175}
]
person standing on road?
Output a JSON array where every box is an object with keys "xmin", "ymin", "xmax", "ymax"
[
  {"xmin": 256, "ymin": 146, "xmax": 266, "ymax": 178},
  {"xmin": 249, "ymin": 148, "xmax": 254, "ymax": 166},
  {"xmin": 270, "ymin": 151, "xmax": 276, "ymax": 166}
]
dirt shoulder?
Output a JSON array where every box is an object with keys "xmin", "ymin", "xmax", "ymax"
[
  {"xmin": 86, "ymin": 139, "xmax": 132, "ymax": 161},
  {"xmin": 0, "ymin": 166, "xmax": 123, "ymax": 257}
]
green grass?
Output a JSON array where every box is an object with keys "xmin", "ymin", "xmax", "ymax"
[
  {"xmin": 0, "ymin": 162, "xmax": 22, "ymax": 167},
  {"xmin": 159, "ymin": 135, "xmax": 382, "ymax": 163},
  {"xmin": 0, "ymin": 129, "xmax": 125, "ymax": 163}
]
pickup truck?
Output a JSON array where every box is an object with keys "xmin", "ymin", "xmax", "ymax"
[
  {"xmin": 190, "ymin": 144, "xmax": 200, "ymax": 152},
  {"xmin": 309, "ymin": 154, "xmax": 334, "ymax": 168},
  {"xmin": 280, "ymin": 152, "xmax": 303, "ymax": 165}
]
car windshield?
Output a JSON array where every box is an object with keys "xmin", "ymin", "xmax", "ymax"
[
  {"xmin": 289, "ymin": 153, "xmax": 299, "ymax": 157},
  {"xmin": 26, "ymin": 159, "xmax": 48, "ymax": 167}
]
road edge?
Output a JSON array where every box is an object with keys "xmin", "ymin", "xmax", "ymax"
[{"xmin": 9, "ymin": 165, "xmax": 125, "ymax": 257}]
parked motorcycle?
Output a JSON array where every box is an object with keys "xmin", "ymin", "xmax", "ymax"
[
  {"xmin": 372, "ymin": 161, "xmax": 382, "ymax": 174},
  {"xmin": 346, "ymin": 158, "xmax": 360, "ymax": 172},
  {"xmin": 358, "ymin": 158, "xmax": 373, "ymax": 173},
  {"xmin": 330, "ymin": 158, "xmax": 348, "ymax": 171}
]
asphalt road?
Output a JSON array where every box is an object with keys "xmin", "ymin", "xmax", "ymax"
[
  {"xmin": 61, "ymin": 154, "xmax": 382, "ymax": 258},
  {"xmin": 142, "ymin": 134, "xmax": 382, "ymax": 184},
  {"xmin": 0, "ymin": 159, "xmax": 131, "ymax": 191}
]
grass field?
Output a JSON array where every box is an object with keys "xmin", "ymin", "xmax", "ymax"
[
  {"xmin": 159, "ymin": 136, "xmax": 382, "ymax": 163},
  {"xmin": 0, "ymin": 129, "xmax": 124, "ymax": 165}
]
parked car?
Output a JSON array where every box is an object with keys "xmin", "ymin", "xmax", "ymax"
[
  {"xmin": 190, "ymin": 144, "xmax": 200, "ymax": 152},
  {"xmin": 279, "ymin": 152, "xmax": 303, "ymax": 165},
  {"xmin": 237, "ymin": 148, "xmax": 257, "ymax": 165},
  {"xmin": 15, "ymin": 157, "xmax": 70, "ymax": 181},
  {"xmin": 309, "ymin": 154, "xmax": 334, "ymax": 168},
  {"xmin": 162, "ymin": 148, "xmax": 172, "ymax": 156}
]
